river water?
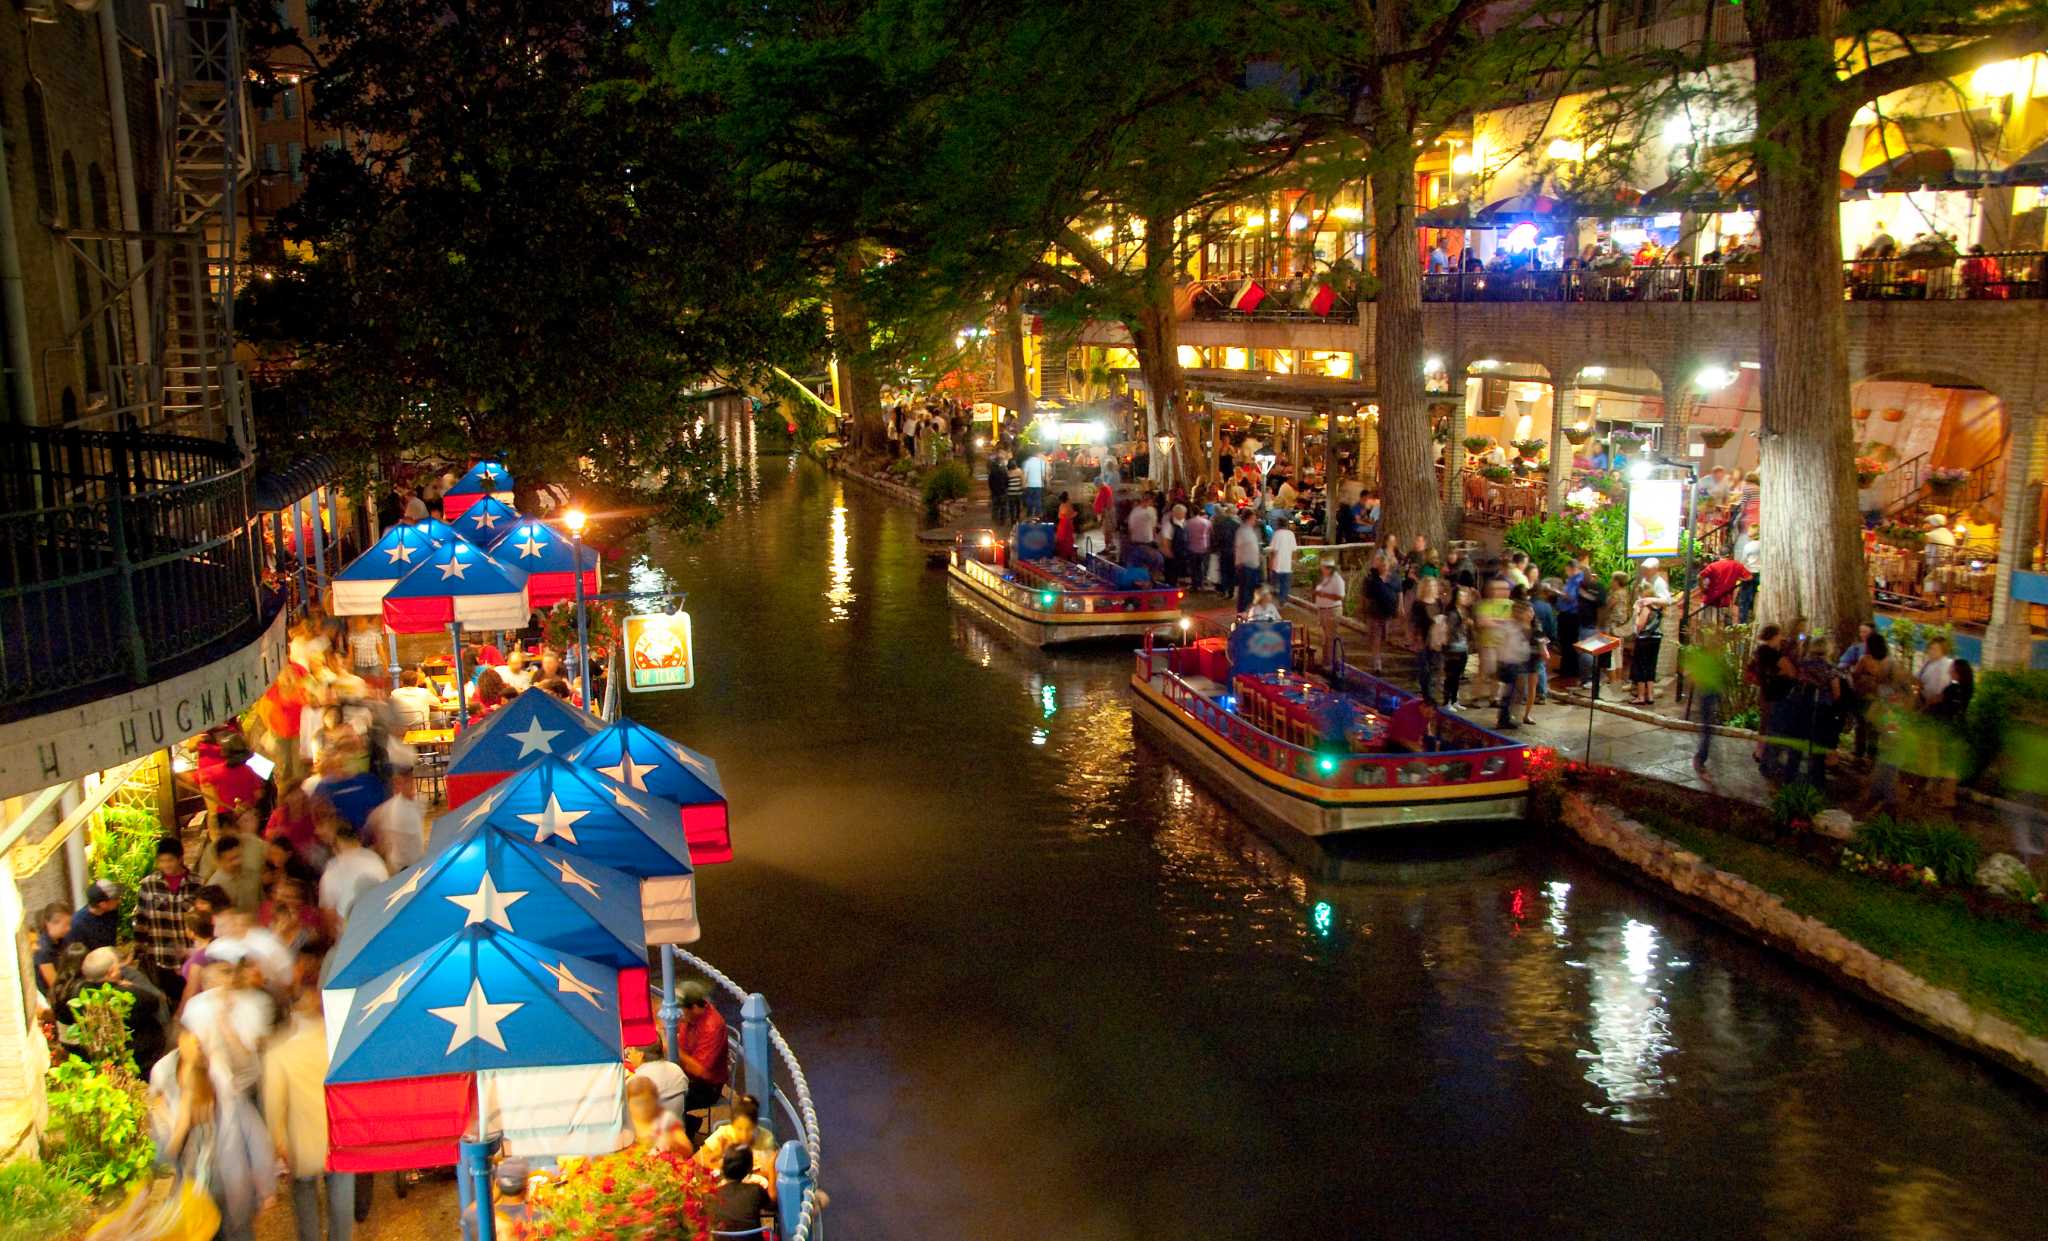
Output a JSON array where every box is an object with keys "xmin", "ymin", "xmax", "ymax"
[{"xmin": 626, "ymin": 455, "xmax": 2045, "ymax": 1240}]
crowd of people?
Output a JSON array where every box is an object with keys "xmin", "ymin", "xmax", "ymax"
[{"xmin": 33, "ymin": 595, "xmax": 768, "ymax": 1238}]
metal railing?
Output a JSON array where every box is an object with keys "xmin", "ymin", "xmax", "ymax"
[
  {"xmin": 0, "ymin": 424, "xmax": 262, "ymax": 713},
  {"xmin": 1415, "ymin": 252, "xmax": 2048, "ymax": 305},
  {"xmin": 1188, "ymin": 278, "xmax": 1360, "ymax": 323},
  {"xmin": 669, "ymin": 951, "xmax": 825, "ymax": 1241},
  {"xmin": 952, "ymin": 540, "xmax": 1184, "ymax": 615},
  {"xmin": 1846, "ymin": 252, "xmax": 2046, "ymax": 301}
]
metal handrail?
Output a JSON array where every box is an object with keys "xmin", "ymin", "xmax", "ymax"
[{"xmin": 672, "ymin": 950, "xmax": 824, "ymax": 1241}]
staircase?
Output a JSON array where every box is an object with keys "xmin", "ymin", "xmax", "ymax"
[
  {"xmin": 154, "ymin": 4, "xmax": 254, "ymax": 452},
  {"xmin": 1038, "ymin": 348, "xmax": 1071, "ymax": 400},
  {"xmin": 1880, "ymin": 450, "xmax": 2002, "ymax": 528}
]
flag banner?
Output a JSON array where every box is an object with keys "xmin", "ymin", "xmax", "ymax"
[
  {"xmin": 1307, "ymin": 283, "xmax": 1336, "ymax": 316},
  {"xmin": 1228, "ymin": 279, "xmax": 1266, "ymax": 312}
]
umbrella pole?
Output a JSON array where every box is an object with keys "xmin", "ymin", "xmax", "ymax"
[
  {"xmin": 387, "ymin": 628, "xmax": 401, "ymax": 689},
  {"xmin": 660, "ymin": 944, "xmax": 680, "ymax": 1061},
  {"xmin": 451, "ymin": 620, "xmax": 468, "ymax": 729}
]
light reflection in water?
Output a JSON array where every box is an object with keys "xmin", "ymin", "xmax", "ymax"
[
  {"xmin": 1581, "ymin": 917, "xmax": 1676, "ymax": 1123},
  {"xmin": 825, "ymin": 493, "xmax": 855, "ymax": 620}
]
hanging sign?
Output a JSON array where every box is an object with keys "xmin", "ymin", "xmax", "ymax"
[
  {"xmin": 623, "ymin": 611, "xmax": 695, "ymax": 693},
  {"xmin": 1625, "ymin": 477, "xmax": 1686, "ymax": 558}
]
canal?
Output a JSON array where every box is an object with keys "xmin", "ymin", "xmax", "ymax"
[{"xmin": 629, "ymin": 455, "xmax": 2045, "ymax": 1240}]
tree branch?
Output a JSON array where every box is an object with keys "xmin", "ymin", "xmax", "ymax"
[{"xmin": 1834, "ymin": 18, "xmax": 2048, "ymax": 116}]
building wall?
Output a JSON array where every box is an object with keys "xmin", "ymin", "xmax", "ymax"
[{"xmin": 245, "ymin": 0, "xmax": 341, "ymax": 261}]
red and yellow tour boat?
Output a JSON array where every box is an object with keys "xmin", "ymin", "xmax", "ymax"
[
  {"xmin": 1129, "ymin": 618, "xmax": 1542, "ymax": 837},
  {"xmin": 947, "ymin": 525, "xmax": 1185, "ymax": 646}
]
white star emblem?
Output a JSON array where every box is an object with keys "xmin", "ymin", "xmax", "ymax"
[
  {"xmin": 385, "ymin": 540, "xmax": 417, "ymax": 565},
  {"xmin": 518, "ymin": 793, "xmax": 587, "ymax": 845},
  {"xmin": 541, "ymin": 960, "xmax": 603, "ymax": 1008},
  {"xmin": 597, "ymin": 748, "xmax": 659, "ymax": 792},
  {"xmin": 513, "ymin": 530, "xmax": 547, "ymax": 559},
  {"xmin": 609, "ymin": 785, "xmax": 648, "ymax": 816},
  {"xmin": 382, "ymin": 866, "xmax": 428, "ymax": 911},
  {"xmin": 444, "ymin": 872, "xmax": 527, "ymax": 931},
  {"xmin": 672, "ymin": 746, "xmax": 709, "ymax": 774},
  {"xmin": 471, "ymin": 510, "xmax": 500, "ymax": 531},
  {"xmin": 427, "ymin": 980, "xmax": 522, "ymax": 1054},
  {"xmin": 481, "ymin": 464, "xmax": 498, "ymax": 479},
  {"xmin": 550, "ymin": 856, "xmax": 601, "ymax": 900},
  {"xmin": 359, "ymin": 967, "xmax": 414, "ymax": 1019},
  {"xmin": 437, "ymin": 556, "xmax": 471, "ymax": 581},
  {"xmin": 506, "ymin": 718, "xmax": 562, "ymax": 758}
]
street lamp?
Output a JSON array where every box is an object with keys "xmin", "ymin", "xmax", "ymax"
[{"xmin": 564, "ymin": 507, "xmax": 591, "ymax": 711}]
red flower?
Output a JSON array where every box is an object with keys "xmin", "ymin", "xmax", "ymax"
[
  {"xmin": 601, "ymin": 1178, "xmax": 617, "ymax": 1195},
  {"xmin": 630, "ymin": 1187, "xmax": 657, "ymax": 1206}
]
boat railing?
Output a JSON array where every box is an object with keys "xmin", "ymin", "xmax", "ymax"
[
  {"xmin": 1134, "ymin": 643, "xmax": 1537, "ymax": 792},
  {"xmin": 952, "ymin": 536, "xmax": 1183, "ymax": 616},
  {"xmin": 659, "ymin": 950, "xmax": 825, "ymax": 1241}
]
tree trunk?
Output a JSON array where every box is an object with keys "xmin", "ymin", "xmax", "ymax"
[
  {"xmin": 1128, "ymin": 217, "xmax": 1201, "ymax": 485},
  {"xmin": 1750, "ymin": 1, "xmax": 1870, "ymax": 643},
  {"xmin": 1001, "ymin": 294, "xmax": 1034, "ymax": 423},
  {"xmin": 1367, "ymin": 48, "xmax": 1444, "ymax": 553},
  {"xmin": 830, "ymin": 246, "xmax": 883, "ymax": 455}
]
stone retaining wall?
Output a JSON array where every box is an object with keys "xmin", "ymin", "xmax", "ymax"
[
  {"xmin": 817, "ymin": 451, "xmax": 972, "ymax": 521},
  {"xmin": 1559, "ymin": 791, "xmax": 2048, "ymax": 1090}
]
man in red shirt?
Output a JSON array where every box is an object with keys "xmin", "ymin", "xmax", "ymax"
[
  {"xmin": 676, "ymin": 982, "xmax": 730, "ymax": 1144},
  {"xmin": 1696, "ymin": 553, "xmax": 1753, "ymax": 626}
]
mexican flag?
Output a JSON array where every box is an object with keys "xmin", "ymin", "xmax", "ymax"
[
  {"xmin": 1228, "ymin": 279, "xmax": 1266, "ymax": 312},
  {"xmin": 1306, "ymin": 283, "xmax": 1336, "ymax": 316}
]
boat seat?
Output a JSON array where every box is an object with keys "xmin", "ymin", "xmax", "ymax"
[{"xmin": 1180, "ymin": 674, "xmax": 1224, "ymax": 699}]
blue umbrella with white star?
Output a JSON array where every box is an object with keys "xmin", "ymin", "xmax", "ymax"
[
  {"xmin": 443, "ymin": 460, "xmax": 515, "ymax": 520},
  {"xmin": 566, "ymin": 717, "xmax": 731, "ymax": 864},
  {"xmin": 325, "ymin": 925, "xmax": 631, "ymax": 1171},
  {"xmin": 323, "ymin": 826, "xmax": 647, "ymax": 991},
  {"xmin": 331, "ymin": 522, "xmax": 445, "ymax": 616},
  {"xmin": 486, "ymin": 518, "xmax": 601, "ymax": 608},
  {"xmin": 451, "ymin": 494, "xmax": 520, "ymax": 546},
  {"xmin": 428, "ymin": 754, "xmax": 698, "ymax": 945},
  {"xmin": 381, "ymin": 532, "xmax": 530, "ymax": 633},
  {"xmin": 444, "ymin": 687, "xmax": 603, "ymax": 808}
]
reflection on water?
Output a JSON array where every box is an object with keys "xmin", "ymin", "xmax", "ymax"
[{"xmin": 644, "ymin": 450, "xmax": 2047, "ymax": 1241}]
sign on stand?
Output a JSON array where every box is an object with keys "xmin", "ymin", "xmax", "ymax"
[
  {"xmin": 1573, "ymin": 632, "xmax": 1622, "ymax": 763},
  {"xmin": 623, "ymin": 611, "xmax": 695, "ymax": 693},
  {"xmin": 1625, "ymin": 476, "xmax": 1686, "ymax": 558}
]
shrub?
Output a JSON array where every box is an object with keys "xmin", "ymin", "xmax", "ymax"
[
  {"xmin": 1853, "ymin": 815, "xmax": 1984, "ymax": 888},
  {"xmin": 88, "ymin": 805, "xmax": 161, "ymax": 930},
  {"xmin": 1769, "ymin": 781, "xmax": 1826, "ymax": 828},
  {"xmin": 920, "ymin": 460, "xmax": 973, "ymax": 518},
  {"xmin": 1964, "ymin": 668, "xmax": 2048, "ymax": 780},
  {"xmin": 0, "ymin": 1161, "xmax": 90, "ymax": 1241},
  {"xmin": 42, "ymin": 1056, "xmax": 152, "ymax": 1197},
  {"xmin": 1503, "ymin": 505, "xmax": 1631, "ymax": 583}
]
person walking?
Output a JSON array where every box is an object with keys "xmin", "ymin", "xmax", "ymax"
[
  {"xmin": 1628, "ymin": 559, "xmax": 1674, "ymax": 705},
  {"xmin": 1413, "ymin": 580, "xmax": 1445, "ymax": 705},
  {"xmin": 265, "ymin": 983, "xmax": 355, "ymax": 1241},
  {"xmin": 1266, "ymin": 519, "xmax": 1298, "ymax": 604},
  {"xmin": 1233, "ymin": 514, "xmax": 1263, "ymax": 615},
  {"xmin": 134, "ymin": 839, "xmax": 194, "ymax": 1009},
  {"xmin": 1312, "ymin": 560, "xmax": 1347, "ymax": 667},
  {"xmin": 1442, "ymin": 588, "xmax": 1473, "ymax": 711},
  {"xmin": 1363, "ymin": 553, "xmax": 1399, "ymax": 674},
  {"xmin": 987, "ymin": 452, "xmax": 1010, "ymax": 525},
  {"xmin": 1214, "ymin": 506, "xmax": 1240, "ymax": 594},
  {"xmin": 1183, "ymin": 505, "xmax": 1212, "ymax": 589},
  {"xmin": 1020, "ymin": 451, "xmax": 1047, "ymax": 520}
]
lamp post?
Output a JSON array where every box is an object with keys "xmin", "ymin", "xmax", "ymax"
[{"xmin": 564, "ymin": 507, "xmax": 592, "ymax": 712}]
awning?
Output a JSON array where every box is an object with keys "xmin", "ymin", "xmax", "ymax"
[
  {"xmin": 251, "ymin": 453, "xmax": 340, "ymax": 512},
  {"xmin": 1853, "ymin": 147, "xmax": 2004, "ymax": 193},
  {"xmin": 2003, "ymin": 139, "xmax": 2048, "ymax": 186}
]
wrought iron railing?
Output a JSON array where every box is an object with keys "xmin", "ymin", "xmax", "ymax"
[
  {"xmin": 1415, "ymin": 252, "xmax": 2048, "ymax": 304},
  {"xmin": 1188, "ymin": 278, "xmax": 1361, "ymax": 323},
  {"xmin": 0, "ymin": 424, "xmax": 263, "ymax": 714}
]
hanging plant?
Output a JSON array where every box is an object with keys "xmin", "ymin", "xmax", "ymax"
[
  {"xmin": 1461, "ymin": 435, "xmax": 1494, "ymax": 454},
  {"xmin": 1481, "ymin": 464, "xmax": 1514, "ymax": 482},
  {"xmin": 1511, "ymin": 438, "xmax": 1546, "ymax": 458},
  {"xmin": 1881, "ymin": 407, "xmax": 1907, "ymax": 423},
  {"xmin": 1697, "ymin": 427, "xmax": 1736, "ymax": 449},
  {"xmin": 1852, "ymin": 406, "xmax": 1872, "ymax": 421},
  {"xmin": 1926, "ymin": 466, "xmax": 1968, "ymax": 491},
  {"xmin": 1563, "ymin": 426, "xmax": 1593, "ymax": 445}
]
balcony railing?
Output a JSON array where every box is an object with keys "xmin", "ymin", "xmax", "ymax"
[
  {"xmin": 1188, "ymin": 278, "xmax": 1361, "ymax": 323},
  {"xmin": 1418, "ymin": 252, "xmax": 2048, "ymax": 304},
  {"xmin": 0, "ymin": 425, "xmax": 265, "ymax": 717}
]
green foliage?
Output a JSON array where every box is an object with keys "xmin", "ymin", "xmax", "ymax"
[
  {"xmin": 1725, "ymin": 706, "xmax": 1761, "ymax": 731},
  {"xmin": 42, "ymin": 1057, "xmax": 152, "ymax": 1197},
  {"xmin": 1503, "ymin": 506, "xmax": 1631, "ymax": 584},
  {"xmin": 1681, "ymin": 623, "xmax": 1758, "ymax": 718},
  {"xmin": 1882, "ymin": 618, "xmax": 1954, "ymax": 664},
  {"xmin": 921, "ymin": 460, "xmax": 973, "ymax": 517},
  {"xmin": 1854, "ymin": 816, "xmax": 1985, "ymax": 888},
  {"xmin": 1642, "ymin": 812, "xmax": 2048, "ymax": 1038},
  {"xmin": 0, "ymin": 1161, "xmax": 90, "ymax": 1241},
  {"xmin": 70, "ymin": 985, "xmax": 137, "ymax": 1070},
  {"xmin": 1963, "ymin": 668, "xmax": 2048, "ymax": 781},
  {"xmin": 1769, "ymin": 781, "xmax": 1826, "ymax": 827},
  {"xmin": 88, "ymin": 806, "xmax": 160, "ymax": 930}
]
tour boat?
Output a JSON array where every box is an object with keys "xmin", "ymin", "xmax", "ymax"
[
  {"xmin": 1129, "ymin": 620, "xmax": 1539, "ymax": 836},
  {"xmin": 946, "ymin": 526, "xmax": 1185, "ymax": 646}
]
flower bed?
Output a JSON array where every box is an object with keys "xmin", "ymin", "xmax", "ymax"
[{"xmin": 512, "ymin": 1146, "xmax": 719, "ymax": 1241}]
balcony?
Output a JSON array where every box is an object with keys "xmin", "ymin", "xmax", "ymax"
[
  {"xmin": 1418, "ymin": 253, "xmax": 2048, "ymax": 304},
  {"xmin": 0, "ymin": 425, "xmax": 268, "ymax": 721}
]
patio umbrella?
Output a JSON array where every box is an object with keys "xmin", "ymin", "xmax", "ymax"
[
  {"xmin": 566, "ymin": 716, "xmax": 731, "ymax": 865},
  {"xmin": 450, "ymin": 494, "xmax": 520, "ymax": 546},
  {"xmin": 1854, "ymin": 147, "xmax": 2005, "ymax": 193},
  {"xmin": 381, "ymin": 534, "xmax": 530, "ymax": 633},
  {"xmin": 487, "ymin": 517, "xmax": 602, "ymax": 609},
  {"xmin": 329, "ymin": 522, "xmax": 444, "ymax": 616},
  {"xmin": 323, "ymin": 825, "xmax": 649, "ymax": 990},
  {"xmin": 443, "ymin": 460, "xmax": 515, "ymax": 520},
  {"xmin": 428, "ymin": 753, "xmax": 699, "ymax": 944},
  {"xmin": 445, "ymin": 686, "xmax": 604, "ymax": 809},
  {"xmin": 1474, "ymin": 193, "xmax": 1565, "ymax": 225},
  {"xmin": 324, "ymin": 925, "xmax": 630, "ymax": 1170}
]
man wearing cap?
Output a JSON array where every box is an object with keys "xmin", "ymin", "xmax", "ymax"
[
  {"xmin": 71, "ymin": 881, "xmax": 123, "ymax": 952},
  {"xmin": 675, "ymin": 983, "xmax": 729, "ymax": 1145},
  {"xmin": 134, "ymin": 838, "xmax": 194, "ymax": 1007},
  {"xmin": 80, "ymin": 946, "xmax": 171, "ymax": 1073}
]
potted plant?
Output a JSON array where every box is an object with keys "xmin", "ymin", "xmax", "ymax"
[
  {"xmin": 1511, "ymin": 437, "xmax": 1546, "ymax": 459},
  {"xmin": 1926, "ymin": 466, "xmax": 1968, "ymax": 494},
  {"xmin": 1854, "ymin": 455, "xmax": 1887, "ymax": 488},
  {"xmin": 1609, "ymin": 429, "xmax": 1648, "ymax": 453},
  {"xmin": 1563, "ymin": 425, "xmax": 1592, "ymax": 445},
  {"xmin": 1462, "ymin": 434, "xmax": 1494, "ymax": 455},
  {"xmin": 1881, "ymin": 407, "xmax": 1906, "ymax": 423},
  {"xmin": 1852, "ymin": 406, "xmax": 1872, "ymax": 422},
  {"xmin": 1481, "ymin": 464, "xmax": 1514, "ymax": 482},
  {"xmin": 1696, "ymin": 427, "xmax": 1735, "ymax": 449}
]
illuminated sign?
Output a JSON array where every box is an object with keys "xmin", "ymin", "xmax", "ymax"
[
  {"xmin": 623, "ymin": 611, "xmax": 695, "ymax": 693},
  {"xmin": 1625, "ymin": 477, "xmax": 1686, "ymax": 558}
]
